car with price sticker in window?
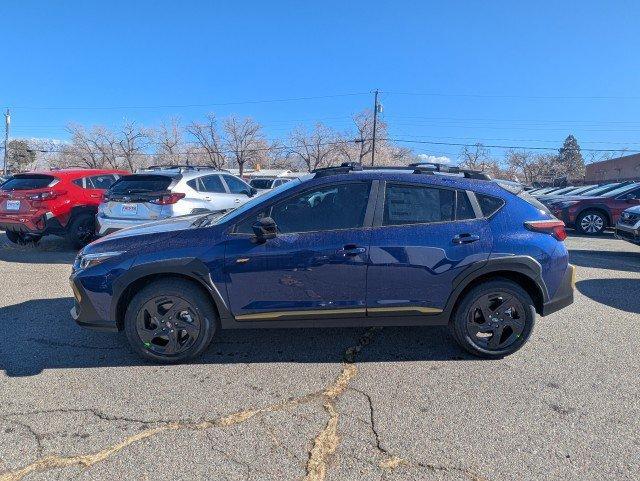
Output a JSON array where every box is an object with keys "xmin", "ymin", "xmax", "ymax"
[{"xmin": 71, "ymin": 162, "xmax": 575, "ymax": 363}]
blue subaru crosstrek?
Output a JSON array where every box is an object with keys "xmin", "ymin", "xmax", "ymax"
[{"xmin": 70, "ymin": 163, "xmax": 575, "ymax": 362}]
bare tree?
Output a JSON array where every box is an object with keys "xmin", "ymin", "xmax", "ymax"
[
  {"xmin": 223, "ymin": 116, "xmax": 264, "ymax": 175},
  {"xmin": 65, "ymin": 124, "xmax": 111, "ymax": 168},
  {"xmin": 187, "ymin": 114, "xmax": 227, "ymax": 169},
  {"xmin": 152, "ymin": 118, "xmax": 183, "ymax": 165},
  {"xmin": 118, "ymin": 121, "xmax": 150, "ymax": 172},
  {"xmin": 289, "ymin": 123, "xmax": 339, "ymax": 172}
]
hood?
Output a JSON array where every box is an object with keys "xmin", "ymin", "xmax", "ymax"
[
  {"xmin": 93, "ymin": 214, "xmax": 206, "ymax": 244},
  {"xmin": 84, "ymin": 214, "xmax": 218, "ymax": 255}
]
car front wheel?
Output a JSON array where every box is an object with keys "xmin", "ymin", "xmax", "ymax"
[
  {"xmin": 124, "ymin": 278, "xmax": 218, "ymax": 363},
  {"xmin": 449, "ymin": 279, "xmax": 536, "ymax": 358}
]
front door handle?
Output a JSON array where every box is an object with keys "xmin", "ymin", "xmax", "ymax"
[
  {"xmin": 234, "ymin": 198, "xmax": 241, "ymax": 203},
  {"xmin": 337, "ymin": 244, "xmax": 367, "ymax": 256},
  {"xmin": 452, "ymin": 233, "xmax": 480, "ymax": 244}
]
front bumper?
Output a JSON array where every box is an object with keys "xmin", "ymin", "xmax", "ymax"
[
  {"xmin": 69, "ymin": 275, "xmax": 118, "ymax": 332},
  {"xmin": 541, "ymin": 264, "xmax": 575, "ymax": 316},
  {"xmin": 615, "ymin": 222, "xmax": 640, "ymax": 245}
]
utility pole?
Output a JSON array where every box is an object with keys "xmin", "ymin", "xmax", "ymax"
[
  {"xmin": 3, "ymin": 109, "xmax": 9, "ymax": 175},
  {"xmin": 370, "ymin": 89, "xmax": 379, "ymax": 166}
]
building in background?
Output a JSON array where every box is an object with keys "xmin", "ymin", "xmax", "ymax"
[{"xmin": 585, "ymin": 153, "xmax": 640, "ymax": 182}]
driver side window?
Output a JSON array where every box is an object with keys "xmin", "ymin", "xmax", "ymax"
[{"xmin": 234, "ymin": 182, "xmax": 371, "ymax": 234}]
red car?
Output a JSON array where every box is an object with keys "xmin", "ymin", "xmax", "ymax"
[
  {"xmin": 0, "ymin": 168, "xmax": 127, "ymax": 247},
  {"xmin": 548, "ymin": 182, "xmax": 640, "ymax": 235}
]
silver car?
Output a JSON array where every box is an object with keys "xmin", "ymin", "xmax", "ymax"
[
  {"xmin": 96, "ymin": 166, "xmax": 257, "ymax": 236},
  {"xmin": 615, "ymin": 205, "xmax": 640, "ymax": 245},
  {"xmin": 248, "ymin": 177, "xmax": 292, "ymax": 192}
]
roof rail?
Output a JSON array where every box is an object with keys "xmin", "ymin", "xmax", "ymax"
[
  {"xmin": 312, "ymin": 161, "xmax": 491, "ymax": 180},
  {"xmin": 312, "ymin": 162, "xmax": 363, "ymax": 177}
]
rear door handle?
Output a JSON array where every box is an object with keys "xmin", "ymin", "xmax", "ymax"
[
  {"xmin": 337, "ymin": 244, "xmax": 367, "ymax": 256},
  {"xmin": 452, "ymin": 233, "xmax": 480, "ymax": 244}
]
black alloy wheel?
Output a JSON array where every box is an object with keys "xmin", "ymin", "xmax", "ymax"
[
  {"xmin": 449, "ymin": 279, "xmax": 535, "ymax": 358},
  {"xmin": 466, "ymin": 292, "xmax": 526, "ymax": 351},
  {"xmin": 124, "ymin": 278, "xmax": 217, "ymax": 362}
]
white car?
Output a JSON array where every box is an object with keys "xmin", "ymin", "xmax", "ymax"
[{"xmin": 96, "ymin": 166, "xmax": 257, "ymax": 236}]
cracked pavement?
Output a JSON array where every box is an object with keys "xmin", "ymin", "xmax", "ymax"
[{"xmin": 1, "ymin": 233, "xmax": 639, "ymax": 480}]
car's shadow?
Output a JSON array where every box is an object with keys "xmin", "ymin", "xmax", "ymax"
[
  {"xmin": 0, "ymin": 297, "xmax": 474, "ymax": 377},
  {"xmin": 575, "ymin": 278, "xmax": 640, "ymax": 314},
  {"xmin": 0, "ymin": 236, "xmax": 77, "ymax": 265},
  {"xmin": 569, "ymin": 249, "xmax": 640, "ymax": 273}
]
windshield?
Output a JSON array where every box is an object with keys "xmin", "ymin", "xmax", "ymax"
[
  {"xmin": 579, "ymin": 182, "xmax": 625, "ymax": 196},
  {"xmin": 212, "ymin": 176, "xmax": 308, "ymax": 225},
  {"xmin": 249, "ymin": 178, "xmax": 274, "ymax": 189},
  {"xmin": 1, "ymin": 174, "xmax": 56, "ymax": 190}
]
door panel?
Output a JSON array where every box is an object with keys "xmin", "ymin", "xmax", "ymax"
[{"xmin": 366, "ymin": 219, "xmax": 492, "ymax": 314}]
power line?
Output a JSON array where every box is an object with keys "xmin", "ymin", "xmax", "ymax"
[
  {"xmin": 8, "ymin": 92, "xmax": 370, "ymax": 111},
  {"xmin": 385, "ymin": 90, "xmax": 640, "ymax": 100}
]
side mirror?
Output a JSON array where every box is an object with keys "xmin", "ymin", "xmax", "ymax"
[{"xmin": 252, "ymin": 216, "xmax": 277, "ymax": 241}]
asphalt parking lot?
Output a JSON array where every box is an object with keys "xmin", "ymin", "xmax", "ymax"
[{"xmin": 0, "ymin": 233, "xmax": 638, "ymax": 481}]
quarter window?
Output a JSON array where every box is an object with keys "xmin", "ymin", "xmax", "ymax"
[
  {"xmin": 476, "ymin": 194, "xmax": 505, "ymax": 217},
  {"xmin": 383, "ymin": 184, "xmax": 454, "ymax": 226}
]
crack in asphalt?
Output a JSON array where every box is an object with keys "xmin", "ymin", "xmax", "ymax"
[{"xmin": 0, "ymin": 328, "xmax": 380, "ymax": 481}]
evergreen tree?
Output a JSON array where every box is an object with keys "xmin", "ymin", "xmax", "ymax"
[{"xmin": 557, "ymin": 135, "xmax": 585, "ymax": 179}]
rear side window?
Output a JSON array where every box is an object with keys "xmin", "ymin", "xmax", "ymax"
[
  {"xmin": 199, "ymin": 175, "xmax": 226, "ymax": 193},
  {"xmin": 109, "ymin": 175, "xmax": 173, "ymax": 194},
  {"xmin": 456, "ymin": 191, "xmax": 476, "ymax": 220},
  {"xmin": 476, "ymin": 194, "xmax": 505, "ymax": 217},
  {"xmin": 222, "ymin": 174, "xmax": 250, "ymax": 194},
  {"xmin": 383, "ymin": 184, "xmax": 454, "ymax": 225},
  {"xmin": 1, "ymin": 175, "xmax": 56, "ymax": 190},
  {"xmin": 87, "ymin": 175, "xmax": 117, "ymax": 190}
]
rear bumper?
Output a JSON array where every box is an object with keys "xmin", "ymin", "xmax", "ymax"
[
  {"xmin": 541, "ymin": 264, "xmax": 575, "ymax": 316},
  {"xmin": 96, "ymin": 216, "xmax": 154, "ymax": 236},
  {"xmin": 0, "ymin": 212, "xmax": 64, "ymax": 235},
  {"xmin": 69, "ymin": 276, "xmax": 118, "ymax": 332},
  {"xmin": 615, "ymin": 223, "xmax": 640, "ymax": 245}
]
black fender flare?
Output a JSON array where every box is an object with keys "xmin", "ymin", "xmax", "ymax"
[
  {"xmin": 66, "ymin": 205, "xmax": 99, "ymax": 229},
  {"xmin": 109, "ymin": 257, "xmax": 231, "ymax": 329},
  {"xmin": 442, "ymin": 255, "xmax": 549, "ymax": 317}
]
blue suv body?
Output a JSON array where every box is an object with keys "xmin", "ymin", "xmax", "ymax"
[{"xmin": 70, "ymin": 164, "xmax": 575, "ymax": 361}]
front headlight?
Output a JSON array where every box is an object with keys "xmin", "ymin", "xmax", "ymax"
[{"xmin": 74, "ymin": 251, "xmax": 124, "ymax": 271}]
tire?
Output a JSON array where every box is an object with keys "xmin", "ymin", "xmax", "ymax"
[
  {"xmin": 576, "ymin": 209, "xmax": 607, "ymax": 235},
  {"xmin": 65, "ymin": 213, "xmax": 96, "ymax": 248},
  {"xmin": 449, "ymin": 279, "xmax": 536, "ymax": 359},
  {"xmin": 124, "ymin": 278, "xmax": 218, "ymax": 363},
  {"xmin": 5, "ymin": 231, "xmax": 42, "ymax": 245}
]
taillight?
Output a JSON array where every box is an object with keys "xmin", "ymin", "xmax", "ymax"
[
  {"xmin": 27, "ymin": 190, "xmax": 66, "ymax": 201},
  {"xmin": 524, "ymin": 219, "xmax": 567, "ymax": 241},
  {"xmin": 150, "ymin": 193, "xmax": 185, "ymax": 205}
]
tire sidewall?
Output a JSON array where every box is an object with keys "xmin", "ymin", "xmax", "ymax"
[
  {"xmin": 124, "ymin": 280, "xmax": 217, "ymax": 363},
  {"xmin": 66, "ymin": 213, "xmax": 96, "ymax": 248},
  {"xmin": 451, "ymin": 280, "xmax": 536, "ymax": 358}
]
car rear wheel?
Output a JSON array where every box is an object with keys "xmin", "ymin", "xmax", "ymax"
[
  {"xmin": 449, "ymin": 279, "xmax": 536, "ymax": 358},
  {"xmin": 5, "ymin": 231, "xmax": 42, "ymax": 245},
  {"xmin": 124, "ymin": 278, "xmax": 218, "ymax": 363},
  {"xmin": 65, "ymin": 213, "xmax": 96, "ymax": 248},
  {"xmin": 576, "ymin": 209, "xmax": 607, "ymax": 235}
]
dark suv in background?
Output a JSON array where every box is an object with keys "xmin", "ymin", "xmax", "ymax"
[{"xmin": 70, "ymin": 163, "xmax": 575, "ymax": 363}]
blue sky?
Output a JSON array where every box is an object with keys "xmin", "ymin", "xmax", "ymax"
[{"xmin": 1, "ymin": 0, "xmax": 639, "ymax": 161}]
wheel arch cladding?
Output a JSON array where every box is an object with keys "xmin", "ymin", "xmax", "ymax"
[
  {"xmin": 114, "ymin": 272, "xmax": 220, "ymax": 331},
  {"xmin": 451, "ymin": 270, "xmax": 545, "ymax": 316}
]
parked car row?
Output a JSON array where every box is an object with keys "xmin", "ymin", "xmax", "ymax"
[
  {"xmin": 529, "ymin": 181, "xmax": 640, "ymax": 236},
  {"xmin": 0, "ymin": 166, "xmax": 264, "ymax": 247}
]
